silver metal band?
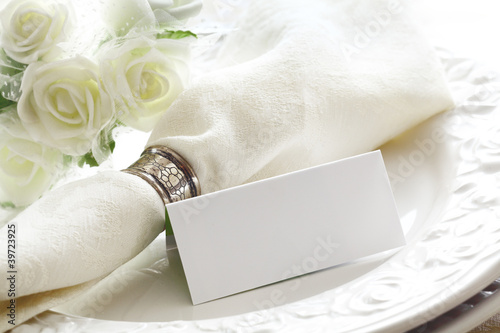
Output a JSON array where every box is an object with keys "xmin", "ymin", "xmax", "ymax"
[{"xmin": 122, "ymin": 145, "xmax": 200, "ymax": 205}]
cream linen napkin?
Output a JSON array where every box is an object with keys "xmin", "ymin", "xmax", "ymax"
[
  {"xmin": 148, "ymin": 0, "xmax": 454, "ymax": 193},
  {"xmin": 0, "ymin": 0, "xmax": 453, "ymax": 329}
]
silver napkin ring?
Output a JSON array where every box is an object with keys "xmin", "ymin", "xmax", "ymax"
[{"xmin": 122, "ymin": 145, "xmax": 200, "ymax": 205}]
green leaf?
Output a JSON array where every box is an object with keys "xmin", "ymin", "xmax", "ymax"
[
  {"xmin": 165, "ymin": 206, "xmax": 174, "ymax": 236},
  {"xmin": 109, "ymin": 139, "xmax": 116, "ymax": 153},
  {"xmin": 157, "ymin": 30, "xmax": 197, "ymax": 40},
  {"xmin": 0, "ymin": 201, "xmax": 15, "ymax": 209},
  {"xmin": 0, "ymin": 96, "xmax": 15, "ymax": 110},
  {"xmin": 0, "ymin": 49, "xmax": 27, "ymax": 71},
  {"xmin": 0, "ymin": 65, "xmax": 21, "ymax": 77},
  {"xmin": 78, "ymin": 152, "xmax": 99, "ymax": 168}
]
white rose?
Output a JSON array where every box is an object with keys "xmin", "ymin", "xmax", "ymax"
[
  {"xmin": 100, "ymin": 36, "xmax": 190, "ymax": 132},
  {"xmin": 101, "ymin": 0, "xmax": 156, "ymax": 37},
  {"xmin": 0, "ymin": 112, "xmax": 63, "ymax": 207},
  {"xmin": 148, "ymin": 0, "xmax": 203, "ymax": 22},
  {"xmin": 0, "ymin": 0, "xmax": 73, "ymax": 64},
  {"xmin": 18, "ymin": 56, "xmax": 114, "ymax": 156}
]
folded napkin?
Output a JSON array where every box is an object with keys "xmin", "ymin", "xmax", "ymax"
[
  {"xmin": 148, "ymin": 0, "xmax": 454, "ymax": 193},
  {"xmin": 0, "ymin": 0, "xmax": 453, "ymax": 329}
]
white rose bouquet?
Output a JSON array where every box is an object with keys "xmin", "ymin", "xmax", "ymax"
[{"xmin": 0, "ymin": 0, "xmax": 200, "ymax": 207}]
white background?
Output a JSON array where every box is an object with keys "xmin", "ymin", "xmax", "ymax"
[{"xmin": 413, "ymin": 1, "xmax": 500, "ymax": 74}]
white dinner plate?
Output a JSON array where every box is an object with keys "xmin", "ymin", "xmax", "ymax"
[{"xmin": 9, "ymin": 52, "xmax": 500, "ymax": 332}]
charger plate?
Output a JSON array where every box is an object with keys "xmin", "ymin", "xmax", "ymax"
[{"xmin": 12, "ymin": 55, "xmax": 500, "ymax": 332}]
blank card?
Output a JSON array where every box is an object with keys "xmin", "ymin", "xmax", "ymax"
[{"xmin": 165, "ymin": 150, "xmax": 405, "ymax": 304}]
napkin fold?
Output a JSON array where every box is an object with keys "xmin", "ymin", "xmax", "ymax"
[
  {"xmin": 148, "ymin": 0, "xmax": 454, "ymax": 193},
  {"xmin": 0, "ymin": 0, "xmax": 453, "ymax": 330}
]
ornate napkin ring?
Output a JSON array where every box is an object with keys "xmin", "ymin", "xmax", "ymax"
[{"xmin": 122, "ymin": 145, "xmax": 200, "ymax": 204}]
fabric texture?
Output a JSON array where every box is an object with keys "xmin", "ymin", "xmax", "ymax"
[
  {"xmin": 0, "ymin": 172, "xmax": 165, "ymax": 331},
  {"xmin": 0, "ymin": 0, "xmax": 453, "ymax": 330},
  {"xmin": 148, "ymin": 0, "xmax": 454, "ymax": 194}
]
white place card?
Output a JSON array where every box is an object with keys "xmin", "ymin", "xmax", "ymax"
[{"xmin": 166, "ymin": 150, "xmax": 405, "ymax": 305}]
